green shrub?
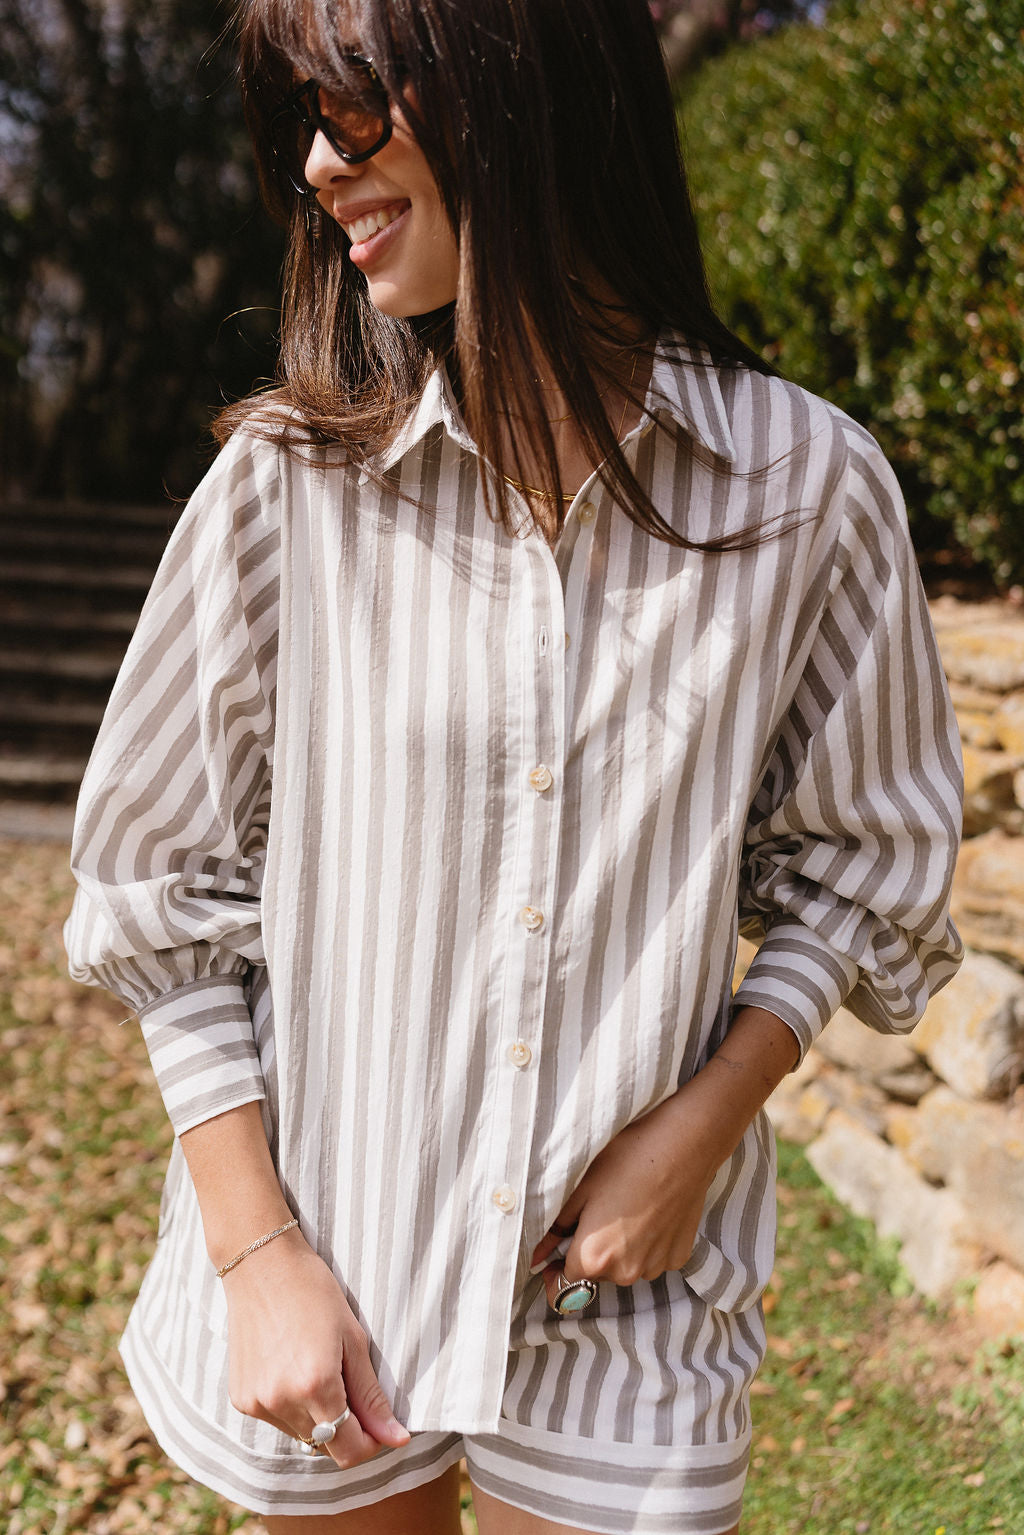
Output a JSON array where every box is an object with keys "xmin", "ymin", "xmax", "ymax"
[{"xmin": 682, "ymin": 0, "xmax": 1024, "ymax": 583}]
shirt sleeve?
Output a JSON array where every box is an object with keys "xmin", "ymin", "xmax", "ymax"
[
  {"xmin": 733, "ymin": 420, "xmax": 964, "ymax": 1063},
  {"xmin": 64, "ymin": 431, "xmax": 281, "ymax": 1134}
]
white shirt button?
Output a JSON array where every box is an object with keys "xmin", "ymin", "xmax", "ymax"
[
  {"xmin": 518, "ymin": 905, "xmax": 544, "ymax": 931},
  {"xmin": 578, "ymin": 501, "xmax": 597, "ymax": 524},
  {"xmin": 492, "ymin": 1185, "xmax": 517, "ymax": 1213},
  {"xmin": 528, "ymin": 765, "xmax": 553, "ymax": 793},
  {"xmin": 507, "ymin": 1040, "xmax": 533, "ymax": 1068}
]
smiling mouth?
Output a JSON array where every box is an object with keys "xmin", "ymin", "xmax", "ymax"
[{"xmin": 339, "ymin": 200, "xmax": 410, "ymax": 245}]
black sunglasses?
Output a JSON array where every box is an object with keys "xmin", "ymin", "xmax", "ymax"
[{"xmin": 268, "ymin": 55, "xmax": 393, "ymax": 194}]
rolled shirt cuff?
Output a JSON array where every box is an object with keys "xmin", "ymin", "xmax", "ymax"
[
  {"xmin": 136, "ymin": 974, "xmax": 266, "ymax": 1136},
  {"xmin": 732, "ymin": 917, "xmax": 860, "ymax": 1065}
]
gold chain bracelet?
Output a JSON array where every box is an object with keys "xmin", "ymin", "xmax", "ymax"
[{"xmin": 215, "ymin": 1218, "xmax": 299, "ymax": 1278}]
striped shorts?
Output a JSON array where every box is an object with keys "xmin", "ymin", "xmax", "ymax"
[{"xmin": 123, "ymin": 1266, "xmax": 764, "ymax": 1534}]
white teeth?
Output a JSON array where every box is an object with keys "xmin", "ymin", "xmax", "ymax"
[{"xmin": 343, "ymin": 204, "xmax": 403, "ymax": 244}]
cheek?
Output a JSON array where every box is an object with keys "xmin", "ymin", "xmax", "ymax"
[
  {"xmin": 407, "ymin": 168, "xmax": 458, "ymax": 260},
  {"xmin": 389, "ymin": 123, "xmax": 451, "ymax": 230},
  {"xmin": 425, "ymin": 193, "xmax": 457, "ymax": 251}
]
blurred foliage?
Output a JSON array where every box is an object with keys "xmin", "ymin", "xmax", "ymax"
[
  {"xmin": 651, "ymin": 1, "xmax": 829, "ymax": 79},
  {"xmin": 0, "ymin": 0, "xmax": 821, "ymax": 508},
  {"xmin": 683, "ymin": 0, "xmax": 1024, "ymax": 584},
  {"xmin": 0, "ymin": 0, "xmax": 284, "ymax": 503}
]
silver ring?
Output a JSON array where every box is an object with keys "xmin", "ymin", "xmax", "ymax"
[
  {"xmin": 553, "ymin": 1273, "xmax": 598, "ymax": 1316},
  {"xmin": 300, "ymin": 1407, "xmax": 351, "ymax": 1453}
]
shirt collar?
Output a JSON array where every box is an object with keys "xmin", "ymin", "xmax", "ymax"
[
  {"xmin": 646, "ymin": 333, "xmax": 737, "ymax": 463},
  {"xmin": 371, "ymin": 367, "xmax": 469, "ymax": 476},
  {"xmin": 369, "ymin": 329, "xmax": 738, "ymax": 476}
]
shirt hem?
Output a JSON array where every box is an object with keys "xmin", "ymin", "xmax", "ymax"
[{"xmin": 119, "ymin": 1316, "xmax": 467, "ymax": 1515}]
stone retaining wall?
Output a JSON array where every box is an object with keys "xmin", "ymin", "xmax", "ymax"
[{"xmin": 765, "ymin": 597, "xmax": 1024, "ymax": 1337}]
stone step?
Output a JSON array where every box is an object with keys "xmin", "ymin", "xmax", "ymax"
[
  {"xmin": 0, "ymin": 498, "xmax": 182, "ymax": 529},
  {"xmin": 1, "ymin": 714, "xmax": 104, "ymax": 747},
  {"xmin": 0, "ymin": 497, "xmax": 172, "ymax": 817},
  {"xmin": 2, "ymin": 522, "xmax": 173, "ymax": 563},
  {"xmin": 0, "ymin": 589, "xmax": 146, "ymax": 633},
  {"xmin": 0, "ymin": 679, "xmax": 111, "ymax": 719},
  {"xmin": 0, "ymin": 607, "xmax": 139, "ymax": 639},
  {"xmin": 0, "ymin": 751, "xmax": 91, "ymax": 807},
  {"xmin": 0, "ymin": 798, "xmax": 77, "ymax": 840},
  {"xmin": 0, "ymin": 647, "xmax": 121, "ymax": 685},
  {"xmin": 0, "ymin": 754, "xmax": 90, "ymax": 787},
  {"xmin": 0, "ymin": 559, "xmax": 158, "ymax": 593}
]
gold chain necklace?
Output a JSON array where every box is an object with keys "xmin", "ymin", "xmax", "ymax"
[
  {"xmin": 501, "ymin": 352, "xmax": 639, "ymax": 503},
  {"xmin": 500, "ymin": 476, "xmax": 576, "ymax": 503}
]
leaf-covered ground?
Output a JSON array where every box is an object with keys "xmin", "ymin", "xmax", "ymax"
[{"xmin": 1, "ymin": 838, "xmax": 1020, "ymax": 1534}]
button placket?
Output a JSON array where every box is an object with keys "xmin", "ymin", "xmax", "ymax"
[{"xmin": 479, "ymin": 540, "xmax": 566, "ymax": 1258}]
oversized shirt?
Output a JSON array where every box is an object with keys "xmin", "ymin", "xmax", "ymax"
[{"xmin": 65, "ymin": 337, "xmax": 963, "ymax": 1446}]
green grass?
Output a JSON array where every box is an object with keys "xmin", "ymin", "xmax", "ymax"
[
  {"xmin": 1, "ymin": 840, "xmax": 1020, "ymax": 1533},
  {"xmin": 742, "ymin": 1144, "xmax": 1022, "ymax": 1534}
]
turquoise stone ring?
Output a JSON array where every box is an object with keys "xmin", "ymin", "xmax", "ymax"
[{"xmin": 553, "ymin": 1275, "xmax": 598, "ymax": 1316}]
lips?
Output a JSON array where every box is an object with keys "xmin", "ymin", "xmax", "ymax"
[{"xmin": 335, "ymin": 198, "xmax": 412, "ymax": 267}]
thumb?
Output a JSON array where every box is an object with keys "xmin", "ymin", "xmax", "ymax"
[{"xmin": 342, "ymin": 1337, "xmax": 410, "ymax": 1448}]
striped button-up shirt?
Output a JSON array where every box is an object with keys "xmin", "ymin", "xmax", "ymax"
[{"xmin": 65, "ymin": 337, "xmax": 963, "ymax": 1440}]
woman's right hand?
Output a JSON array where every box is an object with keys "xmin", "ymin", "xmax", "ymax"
[{"xmin": 221, "ymin": 1228, "xmax": 411, "ymax": 1467}]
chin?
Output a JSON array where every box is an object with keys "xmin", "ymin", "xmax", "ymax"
[{"xmin": 365, "ymin": 282, "xmax": 458, "ymax": 319}]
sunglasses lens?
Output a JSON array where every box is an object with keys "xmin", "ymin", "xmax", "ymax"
[
  {"xmin": 269, "ymin": 60, "xmax": 390, "ymax": 190},
  {"xmin": 318, "ymin": 91, "xmax": 389, "ymax": 158}
]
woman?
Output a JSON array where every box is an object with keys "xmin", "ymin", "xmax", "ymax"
[{"xmin": 65, "ymin": 0, "xmax": 964, "ymax": 1531}]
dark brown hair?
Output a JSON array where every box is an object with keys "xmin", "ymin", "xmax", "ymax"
[{"xmin": 218, "ymin": 0, "xmax": 776, "ymax": 543}]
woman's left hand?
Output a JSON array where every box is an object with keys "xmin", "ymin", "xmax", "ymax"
[
  {"xmin": 530, "ymin": 1079, "xmax": 724, "ymax": 1301},
  {"xmin": 531, "ymin": 1007, "xmax": 799, "ymax": 1306}
]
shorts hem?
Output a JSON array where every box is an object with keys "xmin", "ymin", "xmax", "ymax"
[{"xmin": 464, "ymin": 1422, "xmax": 750, "ymax": 1535}]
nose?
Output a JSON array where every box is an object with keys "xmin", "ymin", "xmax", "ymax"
[{"xmin": 303, "ymin": 129, "xmax": 360, "ymax": 191}]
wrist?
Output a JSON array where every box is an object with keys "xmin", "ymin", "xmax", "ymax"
[
  {"xmin": 214, "ymin": 1217, "xmax": 301, "ymax": 1277},
  {"xmin": 662, "ymin": 1073, "xmax": 737, "ymax": 1177},
  {"xmin": 204, "ymin": 1198, "xmax": 299, "ymax": 1271},
  {"xmin": 671, "ymin": 1005, "xmax": 800, "ymax": 1170},
  {"xmin": 178, "ymin": 1102, "xmax": 297, "ymax": 1270}
]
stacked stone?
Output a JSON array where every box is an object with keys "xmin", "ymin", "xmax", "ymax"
[{"xmin": 765, "ymin": 596, "xmax": 1024, "ymax": 1336}]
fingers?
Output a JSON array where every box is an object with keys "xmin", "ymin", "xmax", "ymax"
[
  {"xmin": 300, "ymin": 1386, "xmax": 382, "ymax": 1467},
  {"xmin": 540, "ymin": 1260, "xmax": 564, "ymax": 1310},
  {"xmin": 537, "ymin": 1224, "xmax": 593, "ymax": 1309},
  {"xmin": 529, "ymin": 1221, "xmax": 576, "ymax": 1272},
  {"xmin": 529, "ymin": 1193, "xmax": 584, "ymax": 1270},
  {"xmin": 233, "ymin": 1348, "xmax": 409, "ymax": 1467},
  {"xmin": 340, "ymin": 1330, "xmax": 411, "ymax": 1451},
  {"xmin": 540, "ymin": 1247, "xmax": 606, "ymax": 1313},
  {"xmin": 530, "ymin": 1231, "xmax": 562, "ymax": 1270},
  {"xmin": 539, "ymin": 1221, "xmax": 647, "ymax": 1309}
]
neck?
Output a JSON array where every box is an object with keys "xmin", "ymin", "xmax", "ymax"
[{"xmin": 459, "ymin": 288, "xmax": 654, "ymax": 541}]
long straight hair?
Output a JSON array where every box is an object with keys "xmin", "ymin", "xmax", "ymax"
[{"xmin": 218, "ymin": 0, "xmax": 777, "ymax": 544}]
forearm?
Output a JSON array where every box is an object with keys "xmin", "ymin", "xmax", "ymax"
[
  {"xmin": 180, "ymin": 1107, "xmax": 408, "ymax": 1459},
  {"xmin": 179, "ymin": 1100, "xmax": 296, "ymax": 1271},
  {"xmin": 664, "ymin": 1005, "xmax": 800, "ymax": 1173}
]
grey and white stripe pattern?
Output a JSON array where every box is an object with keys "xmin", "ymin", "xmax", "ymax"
[{"xmin": 66, "ymin": 337, "xmax": 963, "ymax": 1515}]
